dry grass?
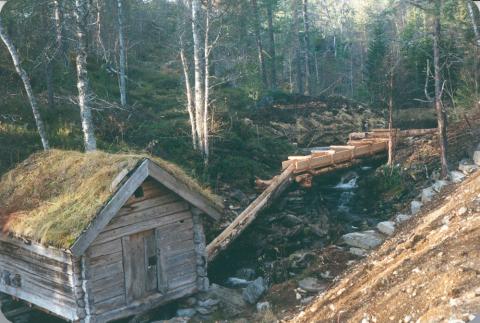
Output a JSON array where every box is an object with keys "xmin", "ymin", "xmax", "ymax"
[{"xmin": 0, "ymin": 150, "xmax": 221, "ymax": 249}]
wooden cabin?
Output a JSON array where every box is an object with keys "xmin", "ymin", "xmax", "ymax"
[{"xmin": 0, "ymin": 150, "xmax": 222, "ymax": 322}]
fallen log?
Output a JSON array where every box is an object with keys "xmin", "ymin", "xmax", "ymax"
[{"xmin": 207, "ymin": 164, "xmax": 295, "ymax": 262}]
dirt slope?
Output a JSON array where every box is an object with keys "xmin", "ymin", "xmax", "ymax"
[{"xmin": 291, "ymin": 172, "xmax": 480, "ymax": 323}]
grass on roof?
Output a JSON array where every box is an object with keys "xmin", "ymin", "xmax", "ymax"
[{"xmin": 0, "ymin": 149, "xmax": 222, "ymax": 249}]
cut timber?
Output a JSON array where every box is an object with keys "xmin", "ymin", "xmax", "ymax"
[
  {"xmin": 207, "ymin": 165, "xmax": 295, "ymax": 261},
  {"xmin": 349, "ymin": 128, "xmax": 438, "ymax": 141}
]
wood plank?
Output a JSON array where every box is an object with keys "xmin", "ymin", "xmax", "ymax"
[
  {"xmin": 94, "ymin": 294, "xmax": 126, "ymax": 315},
  {"xmin": 207, "ymin": 164, "xmax": 295, "ymax": 261},
  {"xmin": 0, "ymin": 235, "xmax": 71, "ymax": 264},
  {"xmin": 71, "ymin": 160, "xmax": 150, "ymax": 257},
  {"xmin": 90, "ymin": 261, "xmax": 123, "ymax": 282},
  {"xmin": 109, "ymin": 201, "xmax": 189, "ymax": 230},
  {"xmin": 93, "ymin": 211, "xmax": 192, "ymax": 245},
  {"xmin": 155, "ymin": 228, "xmax": 169, "ymax": 294},
  {"xmin": 88, "ymin": 251, "xmax": 123, "ymax": 269},
  {"xmin": 147, "ymin": 161, "xmax": 222, "ymax": 220},
  {"xmin": 87, "ymin": 239, "xmax": 122, "ymax": 258},
  {"xmin": 120, "ymin": 193, "xmax": 180, "ymax": 216}
]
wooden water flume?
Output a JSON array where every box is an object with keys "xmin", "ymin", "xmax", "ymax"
[{"xmin": 207, "ymin": 128, "xmax": 438, "ymax": 261}]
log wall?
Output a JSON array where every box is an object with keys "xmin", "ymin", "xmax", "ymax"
[{"xmin": 84, "ymin": 178, "xmax": 200, "ymax": 322}]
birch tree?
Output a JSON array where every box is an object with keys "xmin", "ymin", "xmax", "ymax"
[
  {"xmin": 302, "ymin": 0, "xmax": 312, "ymax": 95},
  {"xmin": 251, "ymin": 0, "xmax": 268, "ymax": 88},
  {"xmin": 267, "ymin": 0, "xmax": 277, "ymax": 89},
  {"xmin": 117, "ymin": 0, "xmax": 127, "ymax": 107},
  {"xmin": 74, "ymin": 0, "xmax": 97, "ymax": 152},
  {"xmin": 192, "ymin": 0, "xmax": 205, "ymax": 156},
  {"xmin": 0, "ymin": 17, "xmax": 50, "ymax": 151}
]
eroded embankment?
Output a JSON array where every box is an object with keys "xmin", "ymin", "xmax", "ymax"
[{"xmin": 291, "ymin": 172, "xmax": 480, "ymax": 323}]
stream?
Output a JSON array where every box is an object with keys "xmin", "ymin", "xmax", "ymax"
[{"xmin": 209, "ymin": 159, "xmax": 386, "ymax": 286}]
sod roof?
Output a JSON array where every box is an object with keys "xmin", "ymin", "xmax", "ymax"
[{"xmin": 0, "ymin": 150, "xmax": 222, "ymax": 249}]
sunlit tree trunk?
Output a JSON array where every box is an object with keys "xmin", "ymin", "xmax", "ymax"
[
  {"xmin": 192, "ymin": 0, "xmax": 205, "ymax": 154},
  {"xmin": 74, "ymin": 0, "xmax": 97, "ymax": 152},
  {"xmin": 267, "ymin": 1, "xmax": 277, "ymax": 89},
  {"xmin": 117, "ymin": 0, "xmax": 127, "ymax": 107},
  {"xmin": 180, "ymin": 45, "xmax": 198, "ymax": 151},
  {"xmin": 251, "ymin": 0, "xmax": 268, "ymax": 88},
  {"xmin": 291, "ymin": 0, "xmax": 303, "ymax": 94},
  {"xmin": 388, "ymin": 71, "xmax": 395, "ymax": 166},
  {"xmin": 433, "ymin": 2, "xmax": 448, "ymax": 178},
  {"xmin": 203, "ymin": 0, "xmax": 212, "ymax": 164},
  {"xmin": 0, "ymin": 18, "xmax": 50, "ymax": 151},
  {"xmin": 302, "ymin": 0, "xmax": 311, "ymax": 95},
  {"xmin": 467, "ymin": 0, "xmax": 480, "ymax": 46}
]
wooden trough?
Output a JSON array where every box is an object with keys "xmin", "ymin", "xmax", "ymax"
[{"xmin": 207, "ymin": 128, "xmax": 438, "ymax": 261}]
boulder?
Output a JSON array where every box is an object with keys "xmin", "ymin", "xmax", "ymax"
[
  {"xmin": 458, "ymin": 159, "xmax": 478, "ymax": 174},
  {"xmin": 474, "ymin": 150, "xmax": 480, "ymax": 166},
  {"xmin": 450, "ymin": 171, "xmax": 466, "ymax": 183},
  {"xmin": 395, "ymin": 213, "xmax": 412, "ymax": 223},
  {"xmin": 421, "ymin": 187, "xmax": 436, "ymax": 203},
  {"xmin": 377, "ymin": 221, "xmax": 395, "ymax": 236},
  {"xmin": 256, "ymin": 301, "xmax": 271, "ymax": 312},
  {"xmin": 341, "ymin": 231, "xmax": 384, "ymax": 250},
  {"xmin": 242, "ymin": 277, "xmax": 266, "ymax": 304},
  {"xmin": 282, "ymin": 213, "xmax": 303, "ymax": 227},
  {"xmin": 432, "ymin": 180, "xmax": 449, "ymax": 192},
  {"xmin": 207, "ymin": 284, "xmax": 247, "ymax": 316},
  {"xmin": 298, "ymin": 277, "xmax": 327, "ymax": 293},
  {"xmin": 411, "ymin": 201, "xmax": 423, "ymax": 215}
]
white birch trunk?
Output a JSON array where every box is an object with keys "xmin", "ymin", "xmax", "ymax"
[
  {"xmin": 192, "ymin": 0, "xmax": 205, "ymax": 154},
  {"xmin": 117, "ymin": 0, "xmax": 127, "ymax": 107},
  {"xmin": 180, "ymin": 45, "xmax": 198, "ymax": 151},
  {"xmin": 467, "ymin": 0, "xmax": 480, "ymax": 46},
  {"xmin": 0, "ymin": 18, "xmax": 50, "ymax": 151},
  {"xmin": 74, "ymin": 0, "xmax": 97, "ymax": 152},
  {"xmin": 203, "ymin": 0, "xmax": 212, "ymax": 164}
]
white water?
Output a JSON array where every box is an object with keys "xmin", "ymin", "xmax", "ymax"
[{"xmin": 335, "ymin": 172, "xmax": 360, "ymax": 213}]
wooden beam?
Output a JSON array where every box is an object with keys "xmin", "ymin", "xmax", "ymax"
[{"xmin": 207, "ymin": 165, "xmax": 295, "ymax": 262}]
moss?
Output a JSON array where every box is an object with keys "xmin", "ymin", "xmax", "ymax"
[{"xmin": 0, "ymin": 149, "xmax": 221, "ymax": 249}]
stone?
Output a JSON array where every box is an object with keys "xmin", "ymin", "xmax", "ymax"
[
  {"xmin": 432, "ymin": 180, "xmax": 449, "ymax": 192},
  {"xmin": 256, "ymin": 301, "xmax": 271, "ymax": 312},
  {"xmin": 349, "ymin": 247, "xmax": 367, "ymax": 257},
  {"xmin": 207, "ymin": 284, "xmax": 247, "ymax": 316},
  {"xmin": 300, "ymin": 296, "xmax": 314, "ymax": 304},
  {"xmin": 341, "ymin": 231, "xmax": 384, "ymax": 250},
  {"xmin": 298, "ymin": 277, "xmax": 327, "ymax": 293},
  {"xmin": 377, "ymin": 221, "xmax": 395, "ymax": 236},
  {"xmin": 474, "ymin": 150, "xmax": 480, "ymax": 166},
  {"xmin": 395, "ymin": 213, "xmax": 412, "ymax": 223},
  {"xmin": 421, "ymin": 187, "xmax": 436, "ymax": 203},
  {"xmin": 225, "ymin": 277, "xmax": 250, "ymax": 288},
  {"xmin": 197, "ymin": 298, "xmax": 220, "ymax": 307},
  {"xmin": 242, "ymin": 277, "xmax": 266, "ymax": 304},
  {"xmin": 450, "ymin": 171, "xmax": 466, "ymax": 183},
  {"xmin": 458, "ymin": 159, "xmax": 478, "ymax": 174},
  {"xmin": 457, "ymin": 207, "xmax": 468, "ymax": 216},
  {"xmin": 411, "ymin": 201, "xmax": 423, "ymax": 215},
  {"xmin": 195, "ymin": 306, "xmax": 213, "ymax": 315},
  {"xmin": 176, "ymin": 308, "xmax": 196, "ymax": 318}
]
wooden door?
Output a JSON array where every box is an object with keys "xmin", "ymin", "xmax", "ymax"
[{"xmin": 122, "ymin": 230, "xmax": 159, "ymax": 303}]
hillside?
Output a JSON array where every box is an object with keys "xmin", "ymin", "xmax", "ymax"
[{"xmin": 291, "ymin": 171, "xmax": 480, "ymax": 323}]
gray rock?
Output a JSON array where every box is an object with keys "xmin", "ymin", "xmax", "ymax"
[
  {"xmin": 349, "ymin": 247, "xmax": 367, "ymax": 257},
  {"xmin": 474, "ymin": 150, "xmax": 480, "ymax": 166},
  {"xmin": 395, "ymin": 213, "xmax": 412, "ymax": 223},
  {"xmin": 411, "ymin": 200, "xmax": 423, "ymax": 215},
  {"xmin": 421, "ymin": 187, "xmax": 436, "ymax": 203},
  {"xmin": 176, "ymin": 308, "xmax": 196, "ymax": 318},
  {"xmin": 225, "ymin": 277, "xmax": 250, "ymax": 288},
  {"xmin": 197, "ymin": 298, "xmax": 220, "ymax": 307},
  {"xmin": 459, "ymin": 159, "xmax": 478, "ymax": 174},
  {"xmin": 195, "ymin": 306, "xmax": 213, "ymax": 315},
  {"xmin": 377, "ymin": 221, "xmax": 395, "ymax": 236},
  {"xmin": 242, "ymin": 277, "xmax": 266, "ymax": 304},
  {"xmin": 450, "ymin": 171, "xmax": 466, "ymax": 183},
  {"xmin": 256, "ymin": 301, "xmax": 271, "ymax": 312},
  {"xmin": 432, "ymin": 180, "xmax": 449, "ymax": 192},
  {"xmin": 342, "ymin": 231, "xmax": 384, "ymax": 250},
  {"xmin": 207, "ymin": 283, "xmax": 247, "ymax": 316},
  {"xmin": 298, "ymin": 277, "xmax": 327, "ymax": 293}
]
